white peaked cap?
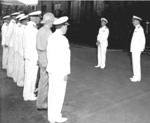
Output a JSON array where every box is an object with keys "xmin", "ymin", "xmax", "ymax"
[
  {"xmin": 133, "ymin": 15, "xmax": 142, "ymax": 21},
  {"xmin": 11, "ymin": 12, "xmax": 20, "ymax": 16},
  {"xmin": 53, "ymin": 16, "xmax": 69, "ymax": 25},
  {"xmin": 16, "ymin": 14, "xmax": 25, "ymax": 19},
  {"xmin": 101, "ymin": 18, "xmax": 108, "ymax": 23},
  {"xmin": 3, "ymin": 15, "xmax": 10, "ymax": 19},
  {"xmin": 19, "ymin": 15, "xmax": 29, "ymax": 21},
  {"xmin": 28, "ymin": 10, "xmax": 42, "ymax": 16}
]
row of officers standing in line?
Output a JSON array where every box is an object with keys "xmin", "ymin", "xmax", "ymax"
[
  {"xmin": 1, "ymin": 10, "xmax": 70, "ymax": 123},
  {"xmin": 1, "ymin": 10, "xmax": 146, "ymax": 123}
]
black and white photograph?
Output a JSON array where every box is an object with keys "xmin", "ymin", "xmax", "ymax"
[{"xmin": 0, "ymin": 0, "xmax": 150, "ymax": 123}]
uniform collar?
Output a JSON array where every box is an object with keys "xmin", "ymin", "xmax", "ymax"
[
  {"xmin": 28, "ymin": 21, "xmax": 37, "ymax": 28},
  {"xmin": 102, "ymin": 25, "xmax": 106, "ymax": 28},
  {"xmin": 11, "ymin": 19, "xmax": 16, "ymax": 23},
  {"xmin": 135, "ymin": 24, "xmax": 140, "ymax": 29},
  {"xmin": 43, "ymin": 25, "xmax": 51, "ymax": 30},
  {"xmin": 55, "ymin": 29, "xmax": 63, "ymax": 35},
  {"xmin": 4, "ymin": 22, "xmax": 8, "ymax": 26},
  {"xmin": 21, "ymin": 24, "xmax": 26, "ymax": 27},
  {"xmin": 17, "ymin": 22, "xmax": 21, "ymax": 26}
]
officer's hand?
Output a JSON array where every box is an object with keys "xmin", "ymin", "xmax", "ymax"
[
  {"xmin": 4, "ymin": 45, "xmax": 8, "ymax": 48},
  {"xmin": 64, "ymin": 75, "xmax": 68, "ymax": 81},
  {"xmin": 37, "ymin": 61, "xmax": 39, "ymax": 66},
  {"xmin": 96, "ymin": 41, "xmax": 100, "ymax": 45}
]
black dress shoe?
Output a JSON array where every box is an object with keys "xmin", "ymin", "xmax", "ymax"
[{"xmin": 37, "ymin": 108, "xmax": 47, "ymax": 111}]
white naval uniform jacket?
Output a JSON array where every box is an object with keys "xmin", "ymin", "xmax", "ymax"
[
  {"xmin": 1, "ymin": 22, "xmax": 8, "ymax": 46},
  {"xmin": 14, "ymin": 23, "xmax": 21, "ymax": 52},
  {"xmin": 23, "ymin": 21, "xmax": 38, "ymax": 61},
  {"xmin": 46, "ymin": 29, "xmax": 71, "ymax": 76},
  {"xmin": 5, "ymin": 19, "xmax": 16, "ymax": 47},
  {"xmin": 18, "ymin": 25, "xmax": 26, "ymax": 57},
  {"xmin": 97, "ymin": 26, "xmax": 109, "ymax": 47},
  {"xmin": 130, "ymin": 24, "xmax": 146, "ymax": 52}
]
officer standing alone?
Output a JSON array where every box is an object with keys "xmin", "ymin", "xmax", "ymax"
[
  {"xmin": 130, "ymin": 15, "xmax": 146, "ymax": 82},
  {"xmin": 95, "ymin": 18, "xmax": 109, "ymax": 69}
]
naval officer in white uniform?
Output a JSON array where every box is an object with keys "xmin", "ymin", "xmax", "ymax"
[
  {"xmin": 95, "ymin": 18, "xmax": 109, "ymax": 69},
  {"xmin": 1, "ymin": 15, "xmax": 10, "ymax": 70},
  {"xmin": 130, "ymin": 15, "xmax": 146, "ymax": 82},
  {"xmin": 47, "ymin": 16, "xmax": 71, "ymax": 123},
  {"xmin": 17, "ymin": 15, "xmax": 29, "ymax": 87},
  {"xmin": 23, "ymin": 11, "xmax": 41, "ymax": 101},
  {"xmin": 13, "ymin": 13, "xmax": 25, "ymax": 83},
  {"xmin": 6, "ymin": 12, "xmax": 20, "ymax": 78}
]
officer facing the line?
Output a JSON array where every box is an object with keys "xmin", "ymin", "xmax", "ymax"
[
  {"xmin": 95, "ymin": 18, "xmax": 109, "ymax": 69},
  {"xmin": 130, "ymin": 15, "xmax": 146, "ymax": 82}
]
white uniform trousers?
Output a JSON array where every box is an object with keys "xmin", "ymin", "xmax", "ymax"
[
  {"xmin": 97, "ymin": 44, "xmax": 107, "ymax": 68},
  {"xmin": 16, "ymin": 54, "xmax": 25, "ymax": 87},
  {"xmin": 48, "ymin": 74, "xmax": 67, "ymax": 122},
  {"xmin": 2, "ymin": 46, "xmax": 9, "ymax": 69},
  {"xmin": 131, "ymin": 52, "xmax": 142, "ymax": 80},
  {"xmin": 7, "ymin": 47, "xmax": 15, "ymax": 78},
  {"xmin": 23, "ymin": 59, "xmax": 38, "ymax": 101},
  {"xmin": 13, "ymin": 51, "xmax": 19, "ymax": 82}
]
